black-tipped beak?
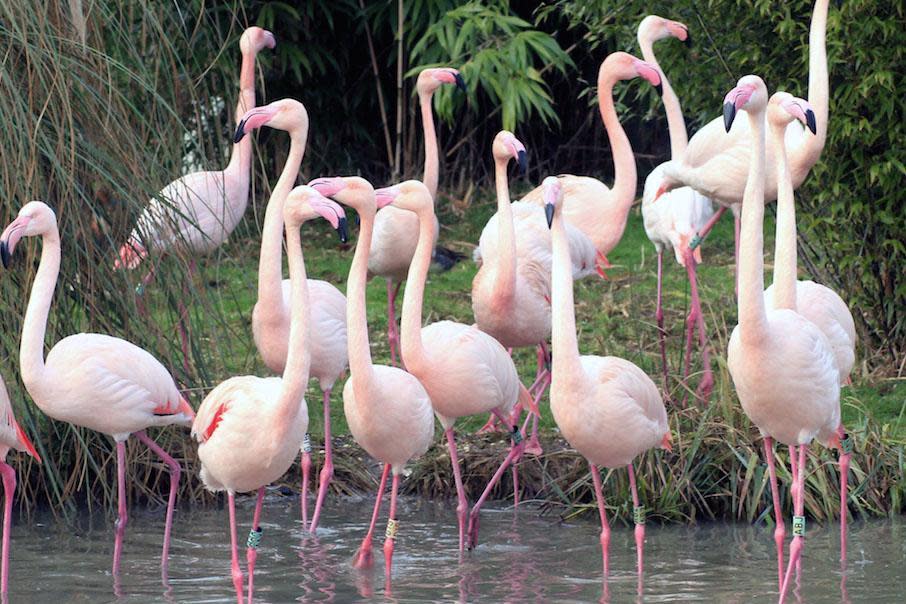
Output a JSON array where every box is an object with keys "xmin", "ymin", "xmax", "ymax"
[
  {"xmin": 654, "ymin": 82, "xmax": 663, "ymax": 97},
  {"xmin": 544, "ymin": 204, "xmax": 554, "ymax": 229},
  {"xmin": 454, "ymin": 73, "xmax": 467, "ymax": 93},
  {"xmin": 233, "ymin": 119, "xmax": 248, "ymax": 143},
  {"xmin": 336, "ymin": 217, "xmax": 348, "ymax": 244},
  {"xmin": 805, "ymin": 108, "xmax": 817, "ymax": 135},
  {"xmin": 0, "ymin": 240, "xmax": 10, "ymax": 269},
  {"xmin": 684, "ymin": 33, "xmax": 692, "ymax": 48},
  {"xmin": 517, "ymin": 150, "xmax": 528, "ymax": 175},
  {"xmin": 723, "ymin": 102, "xmax": 737, "ymax": 133}
]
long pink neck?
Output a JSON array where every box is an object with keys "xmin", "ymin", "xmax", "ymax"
[
  {"xmin": 347, "ymin": 197, "xmax": 376, "ymax": 392},
  {"xmin": 419, "ymin": 92, "xmax": 439, "ymax": 199},
  {"xmin": 770, "ymin": 120, "xmax": 798, "ymax": 311},
  {"xmin": 19, "ymin": 226, "xmax": 61, "ymax": 393},
  {"xmin": 738, "ymin": 105, "xmax": 769, "ymax": 343},
  {"xmin": 789, "ymin": 0, "xmax": 829, "ymax": 176},
  {"xmin": 273, "ymin": 224, "xmax": 312, "ymax": 439},
  {"xmin": 225, "ymin": 46, "xmax": 259, "ymax": 176},
  {"xmin": 639, "ymin": 37, "xmax": 687, "ymax": 158},
  {"xmin": 257, "ymin": 130, "xmax": 308, "ymax": 314},
  {"xmin": 598, "ymin": 75, "xmax": 637, "ymax": 219},
  {"xmin": 490, "ymin": 157, "xmax": 516, "ymax": 303},
  {"xmin": 399, "ymin": 204, "xmax": 436, "ymax": 374},
  {"xmin": 550, "ymin": 205, "xmax": 584, "ymax": 386}
]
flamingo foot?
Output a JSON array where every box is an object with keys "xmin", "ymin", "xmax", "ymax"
[
  {"xmin": 352, "ymin": 536, "xmax": 375, "ymax": 570},
  {"xmin": 309, "ymin": 459, "xmax": 335, "ymax": 534},
  {"xmin": 779, "ymin": 535, "xmax": 803, "ymax": 604},
  {"xmin": 466, "ymin": 512, "xmax": 481, "ymax": 551},
  {"xmin": 696, "ymin": 369, "xmax": 714, "ymax": 403},
  {"xmin": 383, "ymin": 535, "xmax": 395, "ymax": 579},
  {"xmin": 476, "ymin": 413, "xmax": 502, "ymax": 434},
  {"xmin": 523, "ymin": 432, "xmax": 543, "ymax": 456}
]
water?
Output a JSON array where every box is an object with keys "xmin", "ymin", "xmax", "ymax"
[{"xmin": 8, "ymin": 492, "xmax": 905, "ymax": 602}]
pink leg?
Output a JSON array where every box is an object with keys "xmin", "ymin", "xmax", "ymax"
[
  {"xmin": 112, "ymin": 440, "xmax": 128, "ymax": 578},
  {"xmin": 386, "ymin": 280, "xmax": 401, "ymax": 367},
  {"xmin": 353, "ymin": 464, "xmax": 390, "ymax": 569},
  {"xmin": 836, "ymin": 426, "xmax": 851, "ymax": 565},
  {"xmin": 467, "ymin": 423, "xmax": 526, "ymax": 550},
  {"xmin": 696, "ymin": 206, "xmax": 727, "ymax": 242},
  {"xmin": 780, "ymin": 443, "xmax": 808, "ymax": 604},
  {"xmin": 300, "ymin": 434, "xmax": 312, "ymax": 529},
  {"xmin": 383, "ymin": 472, "xmax": 400, "ymax": 581},
  {"xmin": 445, "ymin": 428, "xmax": 469, "ymax": 553},
  {"xmin": 789, "ymin": 446, "xmax": 799, "ymax": 515},
  {"xmin": 309, "ymin": 389, "xmax": 334, "ymax": 533},
  {"xmin": 246, "ymin": 487, "xmax": 265, "ymax": 604},
  {"xmin": 627, "ymin": 463, "xmax": 645, "ymax": 577},
  {"xmin": 595, "ymin": 251, "xmax": 612, "ymax": 280},
  {"xmin": 589, "ymin": 463, "xmax": 611, "ymax": 577},
  {"xmin": 0, "ymin": 462, "xmax": 16, "ymax": 596},
  {"xmin": 763, "ymin": 437, "xmax": 785, "ymax": 589},
  {"xmin": 655, "ymin": 251, "xmax": 670, "ymax": 397},
  {"xmin": 476, "ymin": 413, "xmax": 502, "ymax": 434},
  {"xmin": 524, "ymin": 373, "xmax": 548, "ymax": 457},
  {"xmin": 134, "ymin": 431, "xmax": 181, "ymax": 571},
  {"xmin": 227, "ymin": 492, "xmax": 245, "ymax": 604},
  {"xmin": 684, "ymin": 251, "xmax": 713, "ymax": 403}
]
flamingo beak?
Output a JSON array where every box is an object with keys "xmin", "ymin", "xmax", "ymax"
[
  {"xmin": 517, "ymin": 150, "xmax": 528, "ymax": 175},
  {"xmin": 375, "ymin": 187, "xmax": 399, "ymax": 209},
  {"xmin": 233, "ymin": 119, "xmax": 249, "ymax": 143},
  {"xmin": 684, "ymin": 32, "xmax": 692, "ymax": 48},
  {"xmin": 805, "ymin": 108, "xmax": 817, "ymax": 135},
  {"xmin": 262, "ymin": 30, "xmax": 276, "ymax": 49},
  {"xmin": 723, "ymin": 102, "xmax": 737, "ymax": 133},
  {"xmin": 309, "ymin": 177, "xmax": 346, "ymax": 198},
  {"xmin": 454, "ymin": 73, "xmax": 467, "ymax": 93},
  {"xmin": 544, "ymin": 203, "xmax": 555, "ymax": 229},
  {"xmin": 336, "ymin": 217, "xmax": 348, "ymax": 244},
  {"xmin": 0, "ymin": 216, "xmax": 31, "ymax": 268}
]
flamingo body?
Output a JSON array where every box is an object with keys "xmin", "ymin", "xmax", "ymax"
[
  {"xmin": 369, "ymin": 208, "xmax": 439, "ymax": 282},
  {"xmin": 0, "ymin": 380, "xmax": 39, "ymax": 461},
  {"xmin": 642, "ymin": 165, "xmax": 714, "ymax": 266}
]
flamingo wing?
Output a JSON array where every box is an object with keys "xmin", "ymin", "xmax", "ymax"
[{"xmin": 0, "ymin": 378, "xmax": 41, "ymax": 460}]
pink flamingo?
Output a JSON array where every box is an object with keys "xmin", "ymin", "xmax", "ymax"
[
  {"xmin": 720, "ymin": 77, "xmax": 847, "ymax": 602},
  {"xmin": 0, "ymin": 376, "xmax": 41, "ymax": 595},
  {"xmin": 376, "ymin": 180, "xmax": 538, "ymax": 553},
  {"xmin": 519, "ymin": 54, "xmax": 663, "ymax": 277},
  {"xmin": 310, "ymin": 176, "xmax": 435, "ymax": 580},
  {"xmin": 1, "ymin": 201, "xmax": 195, "ymax": 579},
  {"xmin": 115, "ymin": 27, "xmax": 275, "ymax": 369},
  {"xmin": 370, "ymin": 68, "xmax": 466, "ymax": 366},
  {"xmin": 191, "ymin": 187, "xmax": 345, "ymax": 604},
  {"xmin": 234, "ymin": 99, "xmax": 348, "ymax": 532},
  {"xmin": 638, "ymin": 15, "xmax": 716, "ymax": 403},
  {"xmin": 472, "ymin": 131, "xmax": 595, "ymax": 452},
  {"xmin": 544, "ymin": 175, "xmax": 670, "ymax": 579}
]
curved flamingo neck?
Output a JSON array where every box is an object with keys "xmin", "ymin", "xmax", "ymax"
[
  {"xmin": 770, "ymin": 121, "xmax": 798, "ymax": 311},
  {"xmin": 598, "ymin": 75, "xmax": 637, "ymax": 216},
  {"xmin": 226, "ymin": 46, "xmax": 260, "ymax": 176},
  {"xmin": 257, "ymin": 130, "xmax": 308, "ymax": 315},
  {"xmin": 347, "ymin": 199, "xmax": 376, "ymax": 391},
  {"xmin": 273, "ymin": 224, "xmax": 312, "ymax": 438},
  {"xmin": 399, "ymin": 204, "xmax": 436, "ymax": 374},
  {"xmin": 639, "ymin": 36, "xmax": 688, "ymax": 158},
  {"xmin": 789, "ymin": 0, "xmax": 829, "ymax": 176},
  {"xmin": 19, "ymin": 226, "xmax": 61, "ymax": 393},
  {"xmin": 419, "ymin": 92, "xmax": 440, "ymax": 199},
  {"xmin": 489, "ymin": 158, "xmax": 516, "ymax": 305},
  {"xmin": 738, "ymin": 106, "xmax": 769, "ymax": 343},
  {"xmin": 550, "ymin": 207, "xmax": 584, "ymax": 384}
]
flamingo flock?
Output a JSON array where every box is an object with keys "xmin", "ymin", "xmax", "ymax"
[{"xmin": 0, "ymin": 3, "xmax": 856, "ymax": 603}]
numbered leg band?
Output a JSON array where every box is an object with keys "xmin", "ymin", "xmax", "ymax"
[
  {"xmin": 633, "ymin": 506, "xmax": 646, "ymax": 526},
  {"xmin": 247, "ymin": 527, "xmax": 263, "ymax": 549},
  {"xmin": 385, "ymin": 518, "xmax": 399, "ymax": 540},
  {"xmin": 302, "ymin": 433, "xmax": 312, "ymax": 454},
  {"xmin": 792, "ymin": 515, "xmax": 806, "ymax": 537}
]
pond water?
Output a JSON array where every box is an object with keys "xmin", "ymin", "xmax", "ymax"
[{"xmin": 8, "ymin": 492, "xmax": 905, "ymax": 602}]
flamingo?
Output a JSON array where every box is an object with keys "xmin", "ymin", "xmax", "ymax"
[
  {"xmin": 519, "ymin": 53, "xmax": 664, "ymax": 278},
  {"xmin": 720, "ymin": 77, "xmax": 846, "ymax": 602},
  {"xmin": 191, "ymin": 187, "xmax": 346, "ymax": 604},
  {"xmin": 375, "ymin": 180, "xmax": 538, "ymax": 553},
  {"xmin": 233, "ymin": 99, "xmax": 348, "ymax": 532},
  {"xmin": 654, "ymin": 0, "xmax": 831, "ymax": 255},
  {"xmin": 371, "ymin": 67, "xmax": 466, "ymax": 366},
  {"xmin": 472, "ymin": 131, "xmax": 595, "ymax": 451},
  {"xmin": 0, "ymin": 376, "xmax": 41, "ymax": 595},
  {"xmin": 114, "ymin": 27, "xmax": 276, "ymax": 370},
  {"xmin": 310, "ymin": 175, "xmax": 435, "ymax": 580},
  {"xmin": 0, "ymin": 201, "xmax": 195, "ymax": 579},
  {"xmin": 637, "ymin": 15, "xmax": 717, "ymax": 402}
]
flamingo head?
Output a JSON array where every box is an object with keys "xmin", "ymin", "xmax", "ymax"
[
  {"xmin": 310, "ymin": 176, "xmax": 376, "ymax": 216},
  {"xmin": 768, "ymin": 92, "xmax": 817, "ymax": 135},
  {"xmin": 492, "ymin": 131, "xmax": 528, "ymax": 175},
  {"xmin": 541, "ymin": 176, "xmax": 562, "ymax": 229},
  {"xmin": 723, "ymin": 75, "xmax": 768, "ymax": 132},
  {"xmin": 638, "ymin": 15, "xmax": 690, "ymax": 47},
  {"xmin": 239, "ymin": 26, "xmax": 276, "ymax": 55},
  {"xmin": 374, "ymin": 181, "xmax": 433, "ymax": 217},
  {"xmin": 234, "ymin": 98, "xmax": 308, "ymax": 142},
  {"xmin": 417, "ymin": 67, "xmax": 467, "ymax": 96},
  {"xmin": 601, "ymin": 52, "xmax": 663, "ymax": 96},
  {"xmin": 1, "ymin": 201, "xmax": 56, "ymax": 269},
  {"xmin": 284, "ymin": 186, "xmax": 348, "ymax": 243}
]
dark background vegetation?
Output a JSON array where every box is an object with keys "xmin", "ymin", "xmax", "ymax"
[{"xmin": 0, "ymin": 0, "xmax": 902, "ymax": 515}]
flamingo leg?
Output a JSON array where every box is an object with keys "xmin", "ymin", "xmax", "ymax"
[
  {"xmin": 836, "ymin": 425, "xmax": 852, "ymax": 565},
  {"xmin": 467, "ymin": 422, "xmax": 526, "ymax": 550},
  {"xmin": 227, "ymin": 492, "xmax": 245, "ymax": 604},
  {"xmin": 300, "ymin": 433, "xmax": 312, "ymax": 529},
  {"xmin": 134, "ymin": 430, "xmax": 181, "ymax": 571},
  {"xmin": 309, "ymin": 388, "xmax": 334, "ymax": 533},
  {"xmin": 524, "ymin": 372, "xmax": 549, "ymax": 457},
  {"xmin": 595, "ymin": 251, "xmax": 613, "ymax": 280},
  {"xmin": 353, "ymin": 463, "xmax": 390, "ymax": 569},
  {"xmin": 383, "ymin": 472, "xmax": 400, "ymax": 581},
  {"xmin": 683, "ymin": 249, "xmax": 713, "ymax": 404},
  {"xmin": 627, "ymin": 463, "xmax": 645, "ymax": 578},
  {"xmin": 445, "ymin": 428, "xmax": 469, "ymax": 553},
  {"xmin": 112, "ymin": 440, "xmax": 128, "ymax": 578},
  {"xmin": 0, "ymin": 462, "xmax": 16, "ymax": 596},
  {"xmin": 655, "ymin": 251, "xmax": 670, "ymax": 397},
  {"xmin": 763, "ymin": 437, "xmax": 785, "ymax": 589},
  {"xmin": 589, "ymin": 463, "xmax": 611, "ymax": 577},
  {"xmin": 780, "ymin": 443, "xmax": 808, "ymax": 604},
  {"xmin": 386, "ymin": 280, "xmax": 401, "ymax": 367},
  {"xmin": 246, "ymin": 487, "xmax": 265, "ymax": 604}
]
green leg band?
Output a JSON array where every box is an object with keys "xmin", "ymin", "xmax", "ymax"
[
  {"xmin": 841, "ymin": 435, "xmax": 854, "ymax": 455},
  {"xmin": 792, "ymin": 515, "xmax": 806, "ymax": 537},
  {"xmin": 247, "ymin": 527, "xmax": 263, "ymax": 549},
  {"xmin": 385, "ymin": 518, "xmax": 399, "ymax": 540},
  {"xmin": 511, "ymin": 426, "xmax": 523, "ymax": 445},
  {"xmin": 633, "ymin": 505, "xmax": 646, "ymax": 526}
]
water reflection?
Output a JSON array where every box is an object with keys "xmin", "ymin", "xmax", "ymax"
[{"xmin": 5, "ymin": 494, "xmax": 906, "ymax": 602}]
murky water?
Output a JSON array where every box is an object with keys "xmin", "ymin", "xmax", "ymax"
[{"xmin": 8, "ymin": 492, "xmax": 905, "ymax": 602}]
